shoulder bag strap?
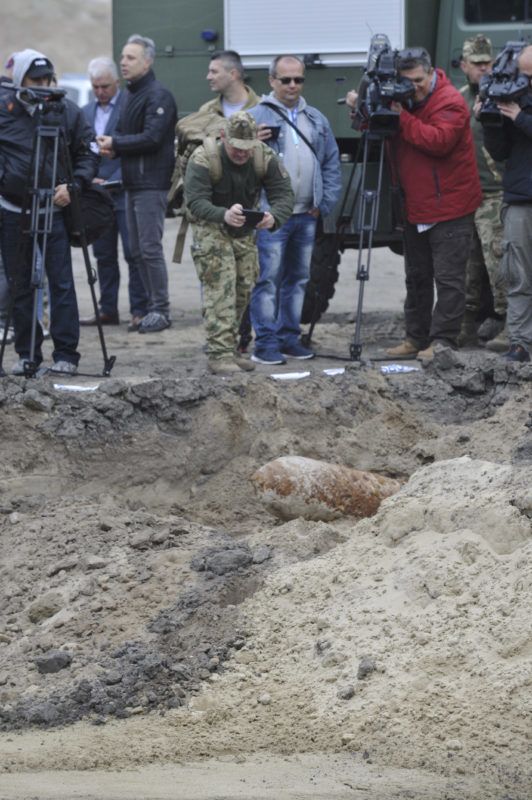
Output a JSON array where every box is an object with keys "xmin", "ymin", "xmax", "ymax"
[{"xmin": 261, "ymin": 102, "xmax": 317, "ymax": 158}]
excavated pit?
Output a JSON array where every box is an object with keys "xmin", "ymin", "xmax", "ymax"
[{"xmin": 0, "ymin": 349, "xmax": 531, "ymax": 797}]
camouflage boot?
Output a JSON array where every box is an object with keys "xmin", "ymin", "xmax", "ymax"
[{"xmin": 485, "ymin": 325, "xmax": 509, "ymax": 352}]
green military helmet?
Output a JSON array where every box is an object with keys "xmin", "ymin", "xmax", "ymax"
[
  {"xmin": 462, "ymin": 34, "xmax": 493, "ymax": 63},
  {"xmin": 225, "ymin": 111, "xmax": 259, "ymax": 150}
]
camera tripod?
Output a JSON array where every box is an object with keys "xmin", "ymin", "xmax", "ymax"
[
  {"xmin": 0, "ymin": 90, "xmax": 116, "ymax": 378},
  {"xmin": 303, "ymin": 127, "xmax": 393, "ymax": 362},
  {"xmin": 347, "ymin": 129, "xmax": 389, "ymax": 361}
]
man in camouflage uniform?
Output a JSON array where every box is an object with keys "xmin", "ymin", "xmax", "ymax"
[
  {"xmin": 184, "ymin": 112, "xmax": 294, "ymax": 375},
  {"xmin": 459, "ymin": 34, "xmax": 507, "ymax": 349}
]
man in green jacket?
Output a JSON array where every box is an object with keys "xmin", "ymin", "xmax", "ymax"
[
  {"xmin": 185, "ymin": 111, "xmax": 294, "ymax": 375},
  {"xmin": 459, "ymin": 34, "xmax": 507, "ymax": 349}
]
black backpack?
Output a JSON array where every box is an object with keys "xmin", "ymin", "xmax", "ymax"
[{"xmin": 64, "ymin": 183, "xmax": 115, "ymax": 247}]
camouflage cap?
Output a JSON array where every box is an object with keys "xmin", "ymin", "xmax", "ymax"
[
  {"xmin": 462, "ymin": 34, "xmax": 493, "ymax": 63},
  {"xmin": 225, "ymin": 111, "xmax": 259, "ymax": 150}
]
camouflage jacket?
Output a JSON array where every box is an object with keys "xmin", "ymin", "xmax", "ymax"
[
  {"xmin": 184, "ymin": 140, "xmax": 294, "ymax": 238},
  {"xmin": 460, "ymin": 83, "xmax": 503, "ymax": 195}
]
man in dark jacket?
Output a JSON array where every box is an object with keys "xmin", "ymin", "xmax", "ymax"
[
  {"xmin": 0, "ymin": 48, "xmax": 98, "ymax": 375},
  {"xmin": 385, "ymin": 48, "xmax": 482, "ymax": 361},
  {"xmin": 81, "ymin": 56, "xmax": 148, "ymax": 329},
  {"xmin": 483, "ymin": 45, "xmax": 532, "ymax": 364},
  {"xmin": 97, "ymin": 34, "xmax": 177, "ymax": 333}
]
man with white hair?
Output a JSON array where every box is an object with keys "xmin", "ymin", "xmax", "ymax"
[
  {"xmin": 97, "ymin": 35, "xmax": 177, "ymax": 333},
  {"xmin": 0, "ymin": 48, "xmax": 97, "ymax": 374},
  {"xmin": 80, "ymin": 56, "xmax": 148, "ymax": 330}
]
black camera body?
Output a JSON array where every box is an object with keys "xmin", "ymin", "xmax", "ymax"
[
  {"xmin": 479, "ymin": 41, "xmax": 529, "ymax": 127},
  {"xmin": 16, "ymin": 86, "xmax": 67, "ymax": 122},
  {"xmin": 356, "ymin": 34, "xmax": 415, "ymax": 136}
]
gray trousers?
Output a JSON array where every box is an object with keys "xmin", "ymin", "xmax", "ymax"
[
  {"xmin": 125, "ymin": 189, "xmax": 170, "ymax": 317},
  {"xmin": 500, "ymin": 204, "xmax": 532, "ymax": 348}
]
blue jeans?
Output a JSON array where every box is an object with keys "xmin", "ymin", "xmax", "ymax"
[
  {"xmin": 0, "ymin": 209, "xmax": 79, "ymax": 365},
  {"xmin": 251, "ymin": 213, "xmax": 317, "ymax": 351},
  {"xmin": 92, "ymin": 203, "xmax": 148, "ymax": 317},
  {"xmin": 126, "ymin": 189, "xmax": 170, "ymax": 316}
]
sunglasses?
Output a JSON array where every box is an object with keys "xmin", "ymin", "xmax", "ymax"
[{"xmin": 275, "ymin": 76, "xmax": 305, "ymax": 85}]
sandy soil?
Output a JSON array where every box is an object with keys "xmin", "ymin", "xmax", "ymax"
[{"xmin": 0, "ymin": 225, "xmax": 530, "ymax": 800}]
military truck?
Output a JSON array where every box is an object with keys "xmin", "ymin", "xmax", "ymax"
[{"xmin": 112, "ymin": 0, "xmax": 532, "ymax": 320}]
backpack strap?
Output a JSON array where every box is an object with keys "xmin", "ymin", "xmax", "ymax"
[
  {"xmin": 252, "ymin": 145, "xmax": 267, "ymax": 180},
  {"xmin": 203, "ymin": 136, "xmax": 223, "ymax": 184}
]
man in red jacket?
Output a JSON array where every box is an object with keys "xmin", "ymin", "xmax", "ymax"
[{"xmin": 386, "ymin": 48, "xmax": 482, "ymax": 361}]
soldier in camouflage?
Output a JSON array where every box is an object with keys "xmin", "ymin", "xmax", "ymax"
[
  {"xmin": 184, "ymin": 112, "xmax": 294, "ymax": 375},
  {"xmin": 459, "ymin": 34, "xmax": 507, "ymax": 349}
]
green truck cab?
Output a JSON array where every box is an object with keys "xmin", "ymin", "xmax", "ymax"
[{"xmin": 112, "ymin": 1, "xmax": 532, "ymax": 317}]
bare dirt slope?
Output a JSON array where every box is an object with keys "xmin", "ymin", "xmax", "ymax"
[{"xmin": 0, "ymin": 257, "xmax": 530, "ymax": 799}]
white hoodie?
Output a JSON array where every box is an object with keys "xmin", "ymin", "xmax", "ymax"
[{"xmin": 12, "ymin": 48, "xmax": 52, "ymax": 87}]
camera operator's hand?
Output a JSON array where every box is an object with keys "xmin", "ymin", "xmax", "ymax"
[
  {"xmin": 345, "ymin": 90, "xmax": 358, "ymax": 109},
  {"xmin": 54, "ymin": 184, "xmax": 71, "ymax": 207},
  {"xmin": 473, "ymin": 96, "xmax": 482, "ymax": 119},
  {"xmin": 224, "ymin": 203, "xmax": 246, "ymax": 228},
  {"xmin": 497, "ymin": 101, "xmax": 521, "ymax": 121},
  {"xmin": 256, "ymin": 211, "xmax": 275, "ymax": 230},
  {"xmin": 390, "ymin": 101, "xmax": 403, "ymax": 115}
]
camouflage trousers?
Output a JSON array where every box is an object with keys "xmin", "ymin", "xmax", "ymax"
[
  {"xmin": 190, "ymin": 223, "xmax": 259, "ymax": 359},
  {"xmin": 465, "ymin": 193, "xmax": 507, "ymax": 316}
]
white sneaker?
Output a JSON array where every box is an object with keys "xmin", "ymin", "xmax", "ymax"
[
  {"xmin": 12, "ymin": 358, "xmax": 31, "ymax": 375},
  {"xmin": 50, "ymin": 360, "xmax": 78, "ymax": 375}
]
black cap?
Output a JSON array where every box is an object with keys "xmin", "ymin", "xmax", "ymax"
[{"xmin": 25, "ymin": 57, "xmax": 54, "ymax": 79}]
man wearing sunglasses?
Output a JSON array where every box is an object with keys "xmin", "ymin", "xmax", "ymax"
[
  {"xmin": 249, "ymin": 55, "xmax": 341, "ymax": 365},
  {"xmin": 482, "ymin": 45, "xmax": 532, "ymax": 363},
  {"xmin": 385, "ymin": 47, "xmax": 482, "ymax": 362}
]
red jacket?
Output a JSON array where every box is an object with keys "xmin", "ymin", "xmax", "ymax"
[{"xmin": 394, "ymin": 69, "xmax": 482, "ymax": 224}]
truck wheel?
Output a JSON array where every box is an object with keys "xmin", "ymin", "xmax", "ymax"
[{"xmin": 301, "ymin": 232, "xmax": 341, "ymax": 325}]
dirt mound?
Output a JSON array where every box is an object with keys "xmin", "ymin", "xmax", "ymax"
[{"xmin": 0, "ymin": 354, "xmax": 530, "ymax": 798}]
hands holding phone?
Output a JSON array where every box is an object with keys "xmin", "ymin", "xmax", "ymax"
[{"xmin": 224, "ymin": 204, "xmax": 274, "ymax": 229}]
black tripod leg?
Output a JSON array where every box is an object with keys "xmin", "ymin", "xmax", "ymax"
[
  {"xmin": 78, "ymin": 234, "xmax": 116, "ymax": 376},
  {"xmin": 349, "ymin": 135, "xmax": 387, "ymax": 361}
]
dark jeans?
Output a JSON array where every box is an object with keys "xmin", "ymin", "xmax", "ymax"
[
  {"xmin": 0, "ymin": 208, "xmax": 79, "ymax": 366},
  {"xmin": 126, "ymin": 189, "xmax": 170, "ymax": 317},
  {"xmin": 92, "ymin": 204, "xmax": 148, "ymax": 317},
  {"xmin": 402, "ymin": 214, "xmax": 474, "ymax": 348}
]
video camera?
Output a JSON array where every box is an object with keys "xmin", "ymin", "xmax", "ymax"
[
  {"xmin": 355, "ymin": 34, "xmax": 415, "ymax": 136},
  {"xmin": 479, "ymin": 41, "xmax": 529, "ymax": 127},
  {"xmin": 15, "ymin": 86, "xmax": 67, "ymax": 118}
]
